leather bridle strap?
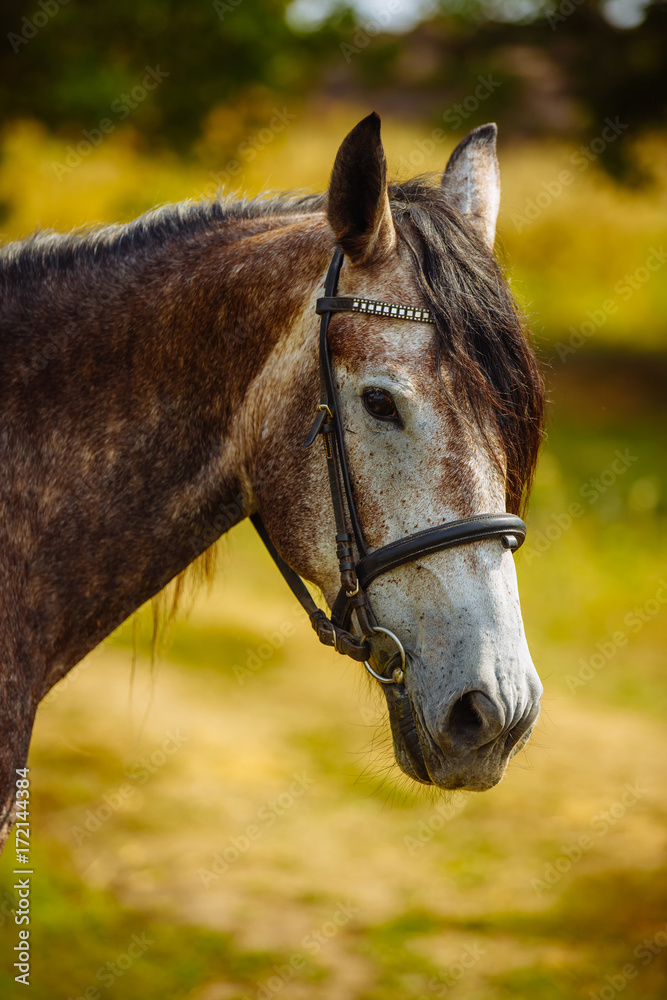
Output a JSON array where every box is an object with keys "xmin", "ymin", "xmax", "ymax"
[
  {"xmin": 249, "ymin": 248, "xmax": 371, "ymax": 664},
  {"xmin": 250, "ymin": 513, "xmax": 370, "ymax": 661},
  {"xmin": 251, "ymin": 248, "xmax": 528, "ymax": 681},
  {"xmin": 331, "ymin": 514, "xmax": 525, "ymax": 630}
]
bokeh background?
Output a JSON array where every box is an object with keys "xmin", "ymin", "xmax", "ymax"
[{"xmin": 1, "ymin": 1, "xmax": 666, "ymax": 997}]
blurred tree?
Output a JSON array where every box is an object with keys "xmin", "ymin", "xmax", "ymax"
[
  {"xmin": 0, "ymin": 0, "xmax": 665, "ymax": 179},
  {"xmin": 0, "ymin": 0, "xmax": 336, "ymax": 150},
  {"xmin": 463, "ymin": 0, "xmax": 667, "ymax": 178},
  {"xmin": 322, "ymin": 0, "xmax": 667, "ymax": 178}
]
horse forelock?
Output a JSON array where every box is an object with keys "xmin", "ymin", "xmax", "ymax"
[{"xmin": 386, "ymin": 178, "xmax": 544, "ymax": 515}]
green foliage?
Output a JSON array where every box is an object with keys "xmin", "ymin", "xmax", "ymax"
[
  {"xmin": 1, "ymin": 0, "xmax": 665, "ymax": 177},
  {"xmin": 0, "ymin": 0, "xmax": 336, "ymax": 150}
]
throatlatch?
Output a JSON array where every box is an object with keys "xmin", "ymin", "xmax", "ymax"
[{"xmin": 252, "ymin": 248, "xmax": 527, "ymax": 683}]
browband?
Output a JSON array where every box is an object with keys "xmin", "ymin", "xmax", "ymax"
[{"xmin": 317, "ymin": 296, "xmax": 435, "ymax": 324}]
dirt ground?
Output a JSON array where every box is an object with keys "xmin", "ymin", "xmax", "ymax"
[{"xmin": 5, "ymin": 516, "xmax": 663, "ymax": 1000}]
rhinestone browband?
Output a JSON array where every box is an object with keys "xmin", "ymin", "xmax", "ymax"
[{"xmin": 316, "ymin": 295, "xmax": 435, "ymax": 324}]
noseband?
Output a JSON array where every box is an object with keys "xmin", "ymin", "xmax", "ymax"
[{"xmin": 251, "ymin": 248, "xmax": 526, "ymax": 685}]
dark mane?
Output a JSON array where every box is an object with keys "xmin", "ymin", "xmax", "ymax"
[
  {"xmin": 388, "ymin": 178, "xmax": 544, "ymax": 515},
  {"xmin": 0, "ymin": 191, "xmax": 326, "ymax": 286},
  {"xmin": 0, "ymin": 180, "xmax": 542, "ymax": 511}
]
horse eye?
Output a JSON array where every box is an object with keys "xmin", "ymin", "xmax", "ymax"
[{"xmin": 362, "ymin": 388, "xmax": 399, "ymax": 422}]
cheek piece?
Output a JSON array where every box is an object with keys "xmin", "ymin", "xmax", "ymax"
[{"xmin": 251, "ymin": 248, "xmax": 526, "ymax": 685}]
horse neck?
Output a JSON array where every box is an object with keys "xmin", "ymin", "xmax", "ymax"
[{"xmin": 0, "ymin": 208, "xmax": 331, "ymax": 692}]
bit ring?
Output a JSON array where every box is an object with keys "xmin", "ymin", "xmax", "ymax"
[{"xmin": 363, "ymin": 626, "xmax": 406, "ymax": 685}]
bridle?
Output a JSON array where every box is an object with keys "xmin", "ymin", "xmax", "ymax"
[{"xmin": 251, "ymin": 248, "xmax": 526, "ymax": 685}]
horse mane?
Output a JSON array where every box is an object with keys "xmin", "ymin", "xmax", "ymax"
[
  {"xmin": 0, "ymin": 192, "xmax": 325, "ymax": 286},
  {"xmin": 2, "ymin": 182, "xmax": 542, "ymax": 516},
  {"xmin": 1, "ymin": 179, "xmax": 543, "ymax": 642}
]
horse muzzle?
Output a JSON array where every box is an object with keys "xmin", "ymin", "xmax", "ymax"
[{"xmin": 381, "ymin": 653, "xmax": 542, "ymax": 790}]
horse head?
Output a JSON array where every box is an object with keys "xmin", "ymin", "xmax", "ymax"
[{"xmin": 255, "ymin": 114, "xmax": 544, "ymax": 791}]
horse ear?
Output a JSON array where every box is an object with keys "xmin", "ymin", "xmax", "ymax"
[
  {"xmin": 327, "ymin": 112, "xmax": 396, "ymax": 265},
  {"xmin": 441, "ymin": 124, "xmax": 500, "ymax": 249}
]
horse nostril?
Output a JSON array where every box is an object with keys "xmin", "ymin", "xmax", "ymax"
[{"xmin": 446, "ymin": 690, "xmax": 505, "ymax": 749}]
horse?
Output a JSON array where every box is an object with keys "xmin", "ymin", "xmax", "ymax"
[{"xmin": 0, "ymin": 113, "xmax": 544, "ymax": 851}]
